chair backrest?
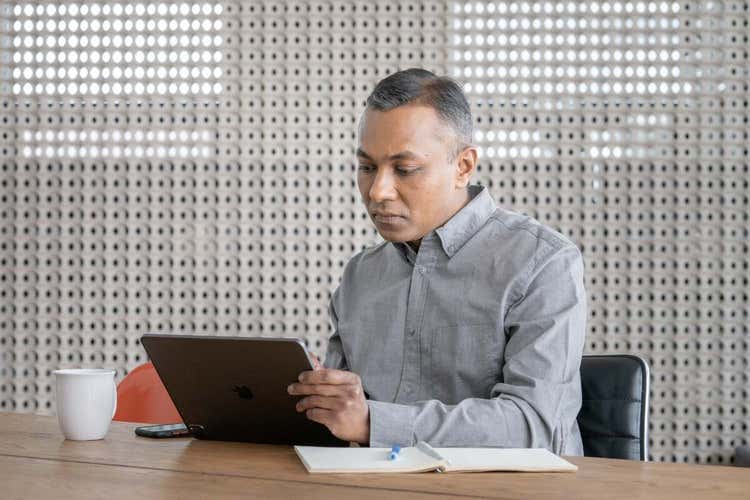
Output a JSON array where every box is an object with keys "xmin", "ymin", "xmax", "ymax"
[
  {"xmin": 113, "ymin": 362, "xmax": 182, "ymax": 424},
  {"xmin": 577, "ymin": 354, "xmax": 650, "ymax": 461}
]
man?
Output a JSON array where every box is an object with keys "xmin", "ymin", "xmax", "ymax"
[{"xmin": 287, "ymin": 68, "xmax": 587, "ymax": 455}]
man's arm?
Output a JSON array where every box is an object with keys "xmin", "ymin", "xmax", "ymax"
[
  {"xmin": 322, "ymin": 287, "xmax": 348, "ymax": 370},
  {"xmin": 287, "ymin": 286, "xmax": 371, "ymax": 444},
  {"xmin": 367, "ymin": 245, "xmax": 586, "ymax": 453}
]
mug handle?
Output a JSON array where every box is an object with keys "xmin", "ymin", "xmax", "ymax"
[{"xmin": 111, "ymin": 378, "xmax": 118, "ymax": 419}]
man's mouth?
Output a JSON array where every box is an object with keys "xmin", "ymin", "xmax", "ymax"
[{"xmin": 372, "ymin": 212, "xmax": 406, "ymax": 225}]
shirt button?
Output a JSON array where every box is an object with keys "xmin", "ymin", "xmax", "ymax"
[{"xmin": 408, "ymin": 328, "xmax": 416, "ymax": 337}]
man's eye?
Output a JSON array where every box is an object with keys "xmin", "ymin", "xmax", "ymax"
[
  {"xmin": 396, "ymin": 166, "xmax": 420, "ymax": 175},
  {"xmin": 358, "ymin": 164, "xmax": 375, "ymax": 173}
]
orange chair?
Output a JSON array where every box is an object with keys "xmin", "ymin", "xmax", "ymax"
[{"xmin": 113, "ymin": 362, "xmax": 182, "ymax": 424}]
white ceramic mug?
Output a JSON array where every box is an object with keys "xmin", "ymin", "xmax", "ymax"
[{"xmin": 53, "ymin": 368, "xmax": 118, "ymax": 441}]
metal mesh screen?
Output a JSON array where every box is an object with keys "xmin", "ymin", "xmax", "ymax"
[{"xmin": 0, "ymin": 1, "xmax": 747, "ymax": 465}]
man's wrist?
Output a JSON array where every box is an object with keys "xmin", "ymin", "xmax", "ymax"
[{"xmin": 353, "ymin": 403, "xmax": 370, "ymax": 445}]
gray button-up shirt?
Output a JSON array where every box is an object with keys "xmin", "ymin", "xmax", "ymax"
[{"xmin": 324, "ymin": 185, "xmax": 586, "ymax": 455}]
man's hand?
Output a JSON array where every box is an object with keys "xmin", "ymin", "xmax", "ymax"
[
  {"xmin": 287, "ymin": 368, "xmax": 369, "ymax": 444},
  {"xmin": 308, "ymin": 352, "xmax": 321, "ymax": 370}
]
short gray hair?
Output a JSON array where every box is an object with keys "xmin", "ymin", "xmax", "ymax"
[{"xmin": 364, "ymin": 68, "xmax": 473, "ymax": 159}]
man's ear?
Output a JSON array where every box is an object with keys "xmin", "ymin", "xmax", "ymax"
[{"xmin": 454, "ymin": 145, "xmax": 478, "ymax": 189}]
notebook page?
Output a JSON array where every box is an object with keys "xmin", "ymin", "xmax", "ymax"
[
  {"xmin": 434, "ymin": 447, "xmax": 578, "ymax": 473},
  {"xmin": 294, "ymin": 445, "xmax": 446, "ymax": 473}
]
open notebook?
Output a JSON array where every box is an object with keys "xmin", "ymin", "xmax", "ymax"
[{"xmin": 294, "ymin": 441, "xmax": 577, "ymax": 474}]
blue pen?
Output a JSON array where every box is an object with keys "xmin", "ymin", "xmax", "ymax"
[{"xmin": 388, "ymin": 445, "xmax": 401, "ymax": 461}]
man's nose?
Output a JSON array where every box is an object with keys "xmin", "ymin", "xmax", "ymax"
[{"xmin": 369, "ymin": 168, "xmax": 398, "ymax": 202}]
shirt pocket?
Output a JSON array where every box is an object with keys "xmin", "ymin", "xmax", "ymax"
[{"xmin": 430, "ymin": 322, "xmax": 503, "ymax": 404}]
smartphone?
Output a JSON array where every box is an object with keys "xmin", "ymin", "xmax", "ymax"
[{"xmin": 134, "ymin": 423, "xmax": 191, "ymax": 438}]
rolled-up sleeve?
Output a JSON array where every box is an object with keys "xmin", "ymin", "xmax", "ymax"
[{"xmin": 366, "ymin": 245, "xmax": 587, "ymax": 454}]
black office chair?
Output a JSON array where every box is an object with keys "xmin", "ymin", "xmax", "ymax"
[
  {"xmin": 577, "ymin": 354, "xmax": 650, "ymax": 461},
  {"xmin": 734, "ymin": 445, "xmax": 750, "ymax": 467}
]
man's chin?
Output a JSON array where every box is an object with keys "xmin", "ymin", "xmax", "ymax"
[{"xmin": 375, "ymin": 227, "xmax": 419, "ymax": 244}]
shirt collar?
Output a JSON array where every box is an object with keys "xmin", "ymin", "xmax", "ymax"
[
  {"xmin": 435, "ymin": 184, "xmax": 496, "ymax": 258},
  {"xmin": 393, "ymin": 184, "xmax": 496, "ymax": 261}
]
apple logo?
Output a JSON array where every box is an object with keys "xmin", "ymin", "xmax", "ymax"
[{"xmin": 232, "ymin": 385, "xmax": 254, "ymax": 400}]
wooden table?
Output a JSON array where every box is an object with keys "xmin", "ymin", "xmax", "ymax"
[{"xmin": 1, "ymin": 412, "xmax": 748, "ymax": 499}]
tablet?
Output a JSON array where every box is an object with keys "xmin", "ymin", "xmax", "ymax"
[{"xmin": 140, "ymin": 334, "xmax": 346, "ymax": 446}]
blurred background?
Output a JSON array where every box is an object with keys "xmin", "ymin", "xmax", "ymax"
[{"xmin": 0, "ymin": 0, "xmax": 747, "ymax": 465}]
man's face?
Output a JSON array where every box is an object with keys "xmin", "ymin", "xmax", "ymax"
[{"xmin": 356, "ymin": 104, "xmax": 470, "ymax": 245}]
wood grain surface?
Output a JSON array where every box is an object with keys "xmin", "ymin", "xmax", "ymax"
[{"xmin": 1, "ymin": 412, "xmax": 748, "ymax": 499}]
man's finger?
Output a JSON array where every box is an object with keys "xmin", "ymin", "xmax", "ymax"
[
  {"xmin": 309, "ymin": 353, "xmax": 322, "ymax": 370},
  {"xmin": 287, "ymin": 383, "xmax": 348, "ymax": 397},
  {"xmin": 305, "ymin": 407, "xmax": 334, "ymax": 427},
  {"xmin": 295, "ymin": 395, "xmax": 342, "ymax": 412},
  {"xmin": 298, "ymin": 368, "xmax": 359, "ymax": 385}
]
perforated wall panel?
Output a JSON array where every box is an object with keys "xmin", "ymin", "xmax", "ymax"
[{"xmin": 0, "ymin": 1, "xmax": 747, "ymax": 465}]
